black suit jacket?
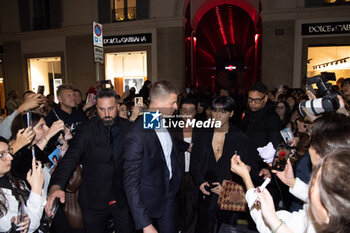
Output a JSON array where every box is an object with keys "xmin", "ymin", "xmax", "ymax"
[
  {"xmin": 190, "ymin": 124, "xmax": 261, "ymax": 188},
  {"xmin": 50, "ymin": 116, "xmax": 131, "ymax": 210},
  {"xmin": 123, "ymin": 117, "xmax": 182, "ymax": 230}
]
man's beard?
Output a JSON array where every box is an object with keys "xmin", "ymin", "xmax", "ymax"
[{"xmin": 101, "ymin": 116, "xmax": 115, "ymax": 127}]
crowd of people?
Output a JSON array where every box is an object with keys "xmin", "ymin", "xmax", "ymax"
[{"xmin": 0, "ymin": 77, "xmax": 350, "ymax": 233}]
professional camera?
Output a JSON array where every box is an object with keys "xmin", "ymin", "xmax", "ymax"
[{"xmin": 299, "ymin": 72, "xmax": 339, "ymax": 117}]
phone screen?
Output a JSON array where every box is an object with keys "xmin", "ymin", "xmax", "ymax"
[
  {"xmin": 135, "ymin": 97, "xmax": 143, "ymax": 106},
  {"xmin": 37, "ymin": 85, "xmax": 45, "ymax": 95},
  {"xmin": 271, "ymin": 145, "xmax": 292, "ymax": 171},
  {"xmin": 26, "ymin": 112, "xmax": 32, "ymax": 127}
]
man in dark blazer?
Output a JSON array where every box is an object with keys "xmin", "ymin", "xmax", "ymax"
[
  {"xmin": 123, "ymin": 81, "xmax": 188, "ymax": 233},
  {"xmin": 45, "ymin": 88, "xmax": 134, "ymax": 233}
]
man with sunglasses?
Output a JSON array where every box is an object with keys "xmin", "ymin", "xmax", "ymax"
[{"xmin": 240, "ymin": 82, "xmax": 286, "ymax": 211}]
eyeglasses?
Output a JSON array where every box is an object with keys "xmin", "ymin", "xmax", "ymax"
[
  {"xmin": 0, "ymin": 150, "xmax": 13, "ymax": 160},
  {"xmin": 248, "ymin": 95, "xmax": 265, "ymax": 104}
]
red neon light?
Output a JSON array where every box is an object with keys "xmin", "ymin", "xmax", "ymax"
[
  {"xmin": 200, "ymin": 26, "xmax": 217, "ymax": 54},
  {"xmin": 225, "ymin": 65, "xmax": 236, "ymax": 71},
  {"xmin": 216, "ymin": 6, "xmax": 227, "ymax": 45},
  {"xmin": 198, "ymin": 48, "xmax": 215, "ymax": 64},
  {"xmin": 255, "ymin": 33, "xmax": 260, "ymax": 44},
  {"xmin": 192, "ymin": 0, "xmax": 259, "ymax": 32},
  {"xmin": 228, "ymin": 5, "xmax": 235, "ymax": 45}
]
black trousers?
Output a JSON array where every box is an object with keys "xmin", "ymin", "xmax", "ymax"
[
  {"xmin": 151, "ymin": 198, "xmax": 179, "ymax": 233},
  {"xmin": 196, "ymin": 194, "xmax": 237, "ymax": 233},
  {"xmin": 81, "ymin": 203, "xmax": 135, "ymax": 233}
]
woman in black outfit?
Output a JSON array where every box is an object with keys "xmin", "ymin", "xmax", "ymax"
[{"xmin": 190, "ymin": 96, "xmax": 260, "ymax": 233}]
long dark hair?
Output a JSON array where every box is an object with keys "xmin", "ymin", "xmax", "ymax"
[
  {"xmin": 275, "ymin": 101, "xmax": 291, "ymax": 127},
  {"xmin": 309, "ymin": 149, "xmax": 350, "ymax": 233},
  {"xmin": 10, "ymin": 112, "xmax": 42, "ymax": 141},
  {"xmin": 309, "ymin": 112, "xmax": 350, "ymax": 158},
  {"xmin": 0, "ymin": 137, "xmax": 29, "ymax": 217}
]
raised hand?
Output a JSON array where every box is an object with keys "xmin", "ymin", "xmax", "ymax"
[
  {"xmin": 231, "ymin": 154, "xmax": 250, "ymax": 177},
  {"xmin": 26, "ymin": 157, "xmax": 44, "ymax": 195},
  {"xmin": 10, "ymin": 127, "xmax": 35, "ymax": 154},
  {"xmin": 83, "ymin": 93, "xmax": 96, "ymax": 111},
  {"xmin": 45, "ymin": 120, "xmax": 65, "ymax": 140},
  {"xmin": 231, "ymin": 154, "xmax": 255, "ymax": 190},
  {"xmin": 272, "ymin": 158, "xmax": 296, "ymax": 188},
  {"xmin": 17, "ymin": 94, "xmax": 43, "ymax": 113}
]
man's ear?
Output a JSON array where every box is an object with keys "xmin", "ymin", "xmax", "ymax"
[
  {"xmin": 116, "ymin": 103, "xmax": 120, "ymax": 111},
  {"xmin": 57, "ymin": 95, "xmax": 62, "ymax": 103},
  {"xmin": 230, "ymin": 110, "xmax": 234, "ymax": 118},
  {"xmin": 263, "ymin": 94, "xmax": 268, "ymax": 103}
]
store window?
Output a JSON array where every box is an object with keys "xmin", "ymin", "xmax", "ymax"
[
  {"xmin": 105, "ymin": 51, "xmax": 147, "ymax": 95},
  {"xmin": 113, "ymin": 0, "xmax": 136, "ymax": 21},
  {"xmin": 27, "ymin": 57, "xmax": 62, "ymax": 101},
  {"xmin": 307, "ymin": 45, "xmax": 350, "ymax": 85}
]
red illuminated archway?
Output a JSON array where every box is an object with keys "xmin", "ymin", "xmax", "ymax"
[
  {"xmin": 184, "ymin": 0, "xmax": 261, "ymax": 92},
  {"xmin": 191, "ymin": 0, "xmax": 259, "ymax": 31}
]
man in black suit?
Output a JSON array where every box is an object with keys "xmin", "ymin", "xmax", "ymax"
[
  {"xmin": 123, "ymin": 80, "xmax": 187, "ymax": 233},
  {"xmin": 45, "ymin": 88, "xmax": 134, "ymax": 233}
]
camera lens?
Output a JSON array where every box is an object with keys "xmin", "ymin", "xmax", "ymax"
[{"xmin": 298, "ymin": 95, "xmax": 339, "ymax": 117}]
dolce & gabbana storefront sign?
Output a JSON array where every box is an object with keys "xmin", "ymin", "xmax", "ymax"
[
  {"xmin": 103, "ymin": 33, "xmax": 152, "ymax": 46},
  {"xmin": 302, "ymin": 21, "xmax": 350, "ymax": 35}
]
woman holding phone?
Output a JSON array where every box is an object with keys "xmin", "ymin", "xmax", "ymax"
[
  {"xmin": 0, "ymin": 137, "xmax": 45, "ymax": 233},
  {"xmin": 231, "ymin": 149, "xmax": 350, "ymax": 233},
  {"xmin": 9, "ymin": 112, "xmax": 69, "ymax": 182}
]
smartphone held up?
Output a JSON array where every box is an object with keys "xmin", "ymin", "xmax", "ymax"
[{"xmin": 271, "ymin": 144, "xmax": 293, "ymax": 171}]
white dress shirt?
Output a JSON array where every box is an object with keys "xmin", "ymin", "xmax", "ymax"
[{"xmin": 155, "ymin": 128, "xmax": 173, "ymax": 179}]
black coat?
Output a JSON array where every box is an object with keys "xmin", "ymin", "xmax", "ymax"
[
  {"xmin": 240, "ymin": 105, "xmax": 283, "ymax": 149},
  {"xmin": 50, "ymin": 116, "xmax": 131, "ymax": 210},
  {"xmin": 190, "ymin": 124, "xmax": 261, "ymax": 189}
]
